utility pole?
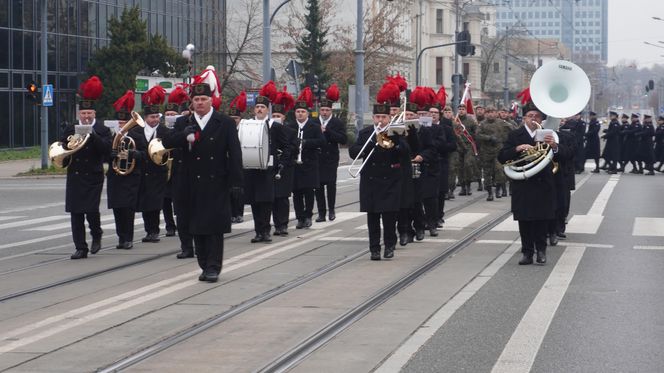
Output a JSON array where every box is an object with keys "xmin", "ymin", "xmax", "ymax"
[
  {"xmin": 503, "ymin": 26, "xmax": 509, "ymax": 108},
  {"xmin": 355, "ymin": 0, "xmax": 364, "ymax": 132},
  {"xmin": 40, "ymin": 0, "xmax": 48, "ymax": 169},
  {"xmin": 453, "ymin": 0, "xmax": 461, "ymax": 111},
  {"xmin": 262, "ymin": 0, "xmax": 271, "ymax": 83}
]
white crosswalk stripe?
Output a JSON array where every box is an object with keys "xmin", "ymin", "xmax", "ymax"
[
  {"xmin": 25, "ymin": 214, "xmax": 115, "ymax": 231},
  {"xmin": 0, "ymin": 215, "xmax": 69, "ymax": 230}
]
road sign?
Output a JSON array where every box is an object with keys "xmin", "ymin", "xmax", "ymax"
[
  {"xmin": 42, "ymin": 84, "xmax": 54, "ymax": 107},
  {"xmin": 246, "ymin": 92, "xmax": 258, "ymax": 107}
]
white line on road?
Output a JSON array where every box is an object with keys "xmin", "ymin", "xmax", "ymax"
[
  {"xmin": 491, "ymin": 246, "xmax": 586, "ymax": 373},
  {"xmin": 632, "ymin": 217, "xmax": 664, "ymax": 237},
  {"xmin": 633, "ymin": 245, "xmax": 664, "ymax": 250},
  {"xmin": 0, "ymin": 216, "xmax": 25, "ymax": 222},
  {"xmin": 587, "ymin": 175, "xmax": 619, "ymax": 215},
  {"xmin": 0, "ymin": 215, "xmax": 69, "ymax": 230},
  {"xmin": 0, "ymin": 202, "xmax": 65, "ymax": 214},
  {"xmin": 26, "ymin": 214, "xmax": 115, "ymax": 231}
]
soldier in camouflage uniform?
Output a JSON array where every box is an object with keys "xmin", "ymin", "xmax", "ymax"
[
  {"xmin": 457, "ymin": 104, "xmax": 480, "ymax": 195},
  {"xmin": 475, "ymin": 107, "xmax": 509, "ymax": 200},
  {"xmin": 442, "ymin": 107, "xmax": 459, "ymax": 199}
]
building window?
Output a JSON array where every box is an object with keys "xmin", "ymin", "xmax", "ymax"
[
  {"xmin": 436, "ymin": 9, "xmax": 443, "ymax": 33},
  {"xmin": 493, "ymin": 62, "xmax": 500, "ymax": 73},
  {"xmin": 463, "ymin": 62, "xmax": 470, "ymax": 79},
  {"xmin": 436, "ymin": 57, "xmax": 443, "ymax": 85}
]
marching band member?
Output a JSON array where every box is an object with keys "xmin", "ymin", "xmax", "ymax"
[
  {"xmin": 349, "ymin": 101, "xmax": 410, "ymax": 260},
  {"xmin": 271, "ymin": 89, "xmax": 297, "ymax": 236},
  {"xmin": 137, "ymin": 85, "xmax": 170, "ymax": 243},
  {"xmin": 65, "ymin": 76, "xmax": 112, "ymax": 259},
  {"xmin": 585, "ymin": 111, "xmax": 601, "ymax": 173},
  {"xmin": 315, "ymin": 84, "xmax": 347, "ymax": 222},
  {"xmin": 106, "ymin": 90, "xmax": 141, "ymax": 251},
  {"xmin": 162, "ymin": 79, "xmax": 243, "ymax": 283},
  {"xmin": 288, "ymin": 87, "xmax": 326, "ymax": 229},
  {"xmin": 399, "ymin": 101, "xmax": 422, "ymax": 245},
  {"xmin": 601, "ymin": 111, "xmax": 621, "ymax": 174},
  {"xmin": 228, "ymin": 91, "xmax": 247, "ymax": 223}
]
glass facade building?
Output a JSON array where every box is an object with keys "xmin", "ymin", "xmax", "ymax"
[{"xmin": 0, "ymin": 0, "xmax": 224, "ymax": 148}]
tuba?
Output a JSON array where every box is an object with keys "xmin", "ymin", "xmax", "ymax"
[
  {"xmin": 112, "ymin": 111, "xmax": 145, "ymax": 175},
  {"xmin": 49, "ymin": 130, "xmax": 91, "ymax": 168},
  {"xmin": 504, "ymin": 60, "xmax": 590, "ymax": 180}
]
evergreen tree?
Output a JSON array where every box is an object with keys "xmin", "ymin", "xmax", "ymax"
[
  {"xmin": 87, "ymin": 7, "xmax": 187, "ymax": 119},
  {"xmin": 295, "ymin": 0, "xmax": 330, "ymax": 91}
]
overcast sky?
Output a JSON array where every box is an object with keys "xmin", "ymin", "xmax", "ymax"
[{"xmin": 607, "ymin": 1, "xmax": 664, "ymax": 67}]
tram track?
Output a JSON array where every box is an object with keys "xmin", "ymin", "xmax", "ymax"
[{"xmin": 93, "ymin": 194, "xmax": 491, "ymax": 372}]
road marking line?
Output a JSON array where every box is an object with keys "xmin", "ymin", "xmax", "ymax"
[
  {"xmin": 491, "ymin": 217, "xmax": 519, "ymax": 232},
  {"xmin": 0, "ymin": 202, "xmax": 66, "ymax": 214},
  {"xmin": 25, "ymin": 214, "xmax": 115, "ymax": 231},
  {"xmin": 0, "ymin": 229, "xmax": 341, "ymax": 353},
  {"xmin": 0, "ymin": 215, "xmax": 69, "ymax": 230},
  {"xmin": 0, "ymin": 216, "xmax": 25, "ymax": 222},
  {"xmin": 565, "ymin": 214, "xmax": 603, "ymax": 234},
  {"xmin": 374, "ymin": 242, "xmax": 521, "ymax": 373},
  {"xmin": 586, "ymin": 175, "xmax": 619, "ymax": 215},
  {"xmin": 632, "ymin": 217, "xmax": 664, "ymax": 237},
  {"xmin": 491, "ymin": 246, "xmax": 586, "ymax": 373},
  {"xmin": 633, "ymin": 245, "xmax": 664, "ymax": 250},
  {"xmin": 444, "ymin": 212, "xmax": 489, "ymax": 229}
]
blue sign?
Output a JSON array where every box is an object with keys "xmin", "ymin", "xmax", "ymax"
[
  {"xmin": 246, "ymin": 92, "xmax": 258, "ymax": 107},
  {"xmin": 42, "ymin": 84, "xmax": 54, "ymax": 107}
]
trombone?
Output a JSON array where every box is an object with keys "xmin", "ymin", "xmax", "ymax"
[{"xmin": 348, "ymin": 98, "xmax": 407, "ymax": 178}]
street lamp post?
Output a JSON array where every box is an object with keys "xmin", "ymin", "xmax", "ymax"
[
  {"xmin": 40, "ymin": 0, "xmax": 48, "ymax": 169},
  {"xmin": 263, "ymin": 0, "xmax": 271, "ymax": 83},
  {"xmin": 182, "ymin": 44, "xmax": 195, "ymax": 84},
  {"xmin": 355, "ymin": 0, "xmax": 364, "ymax": 132}
]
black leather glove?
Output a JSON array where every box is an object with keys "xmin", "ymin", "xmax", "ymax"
[
  {"xmin": 184, "ymin": 125, "xmax": 197, "ymax": 136},
  {"xmin": 230, "ymin": 186, "xmax": 243, "ymax": 199}
]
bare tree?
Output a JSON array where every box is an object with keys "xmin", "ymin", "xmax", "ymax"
[{"xmin": 221, "ymin": 0, "xmax": 263, "ymax": 96}]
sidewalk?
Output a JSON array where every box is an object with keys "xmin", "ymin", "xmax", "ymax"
[{"xmin": 0, "ymin": 158, "xmax": 55, "ymax": 178}]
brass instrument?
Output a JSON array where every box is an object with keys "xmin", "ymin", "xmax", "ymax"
[
  {"xmin": 112, "ymin": 111, "xmax": 145, "ymax": 175},
  {"xmin": 148, "ymin": 137, "xmax": 174, "ymax": 180},
  {"xmin": 503, "ymin": 123, "xmax": 559, "ymax": 180},
  {"xmin": 296, "ymin": 128, "xmax": 304, "ymax": 165},
  {"xmin": 49, "ymin": 131, "xmax": 91, "ymax": 168}
]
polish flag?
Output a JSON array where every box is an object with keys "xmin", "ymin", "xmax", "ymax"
[{"xmin": 460, "ymin": 82, "xmax": 474, "ymax": 115}]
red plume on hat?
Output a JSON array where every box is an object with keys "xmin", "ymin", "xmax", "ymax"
[
  {"xmin": 112, "ymin": 90, "xmax": 135, "ymax": 113},
  {"xmin": 377, "ymin": 82, "xmax": 400, "ymax": 106},
  {"xmin": 387, "ymin": 73, "xmax": 408, "ymax": 92},
  {"xmin": 409, "ymin": 86, "xmax": 432, "ymax": 110},
  {"xmin": 516, "ymin": 87, "xmax": 531, "ymax": 105},
  {"xmin": 212, "ymin": 96, "xmax": 222, "ymax": 111},
  {"xmin": 142, "ymin": 85, "xmax": 166, "ymax": 106},
  {"xmin": 297, "ymin": 87, "xmax": 314, "ymax": 108},
  {"xmin": 168, "ymin": 86, "xmax": 190, "ymax": 105},
  {"xmin": 326, "ymin": 83, "xmax": 340, "ymax": 102},
  {"xmin": 79, "ymin": 76, "xmax": 104, "ymax": 100},
  {"xmin": 424, "ymin": 87, "xmax": 437, "ymax": 105},
  {"xmin": 230, "ymin": 91, "xmax": 247, "ymax": 113},
  {"xmin": 275, "ymin": 86, "xmax": 295, "ymax": 112},
  {"xmin": 436, "ymin": 86, "xmax": 448, "ymax": 107},
  {"xmin": 193, "ymin": 65, "xmax": 221, "ymax": 97},
  {"xmin": 259, "ymin": 80, "xmax": 279, "ymax": 102}
]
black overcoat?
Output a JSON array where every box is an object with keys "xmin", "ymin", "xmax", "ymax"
[
  {"xmin": 655, "ymin": 124, "xmax": 664, "ymax": 162},
  {"xmin": 137, "ymin": 124, "xmax": 170, "ymax": 212},
  {"xmin": 318, "ymin": 117, "xmax": 348, "ymax": 184},
  {"xmin": 106, "ymin": 126, "xmax": 143, "ymax": 209},
  {"xmin": 601, "ymin": 119, "xmax": 622, "ymax": 162},
  {"xmin": 584, "ymin": 118, "xmax": 601, "ymax": 159},
  {"xmin": 399, "ymin": 124, "xmax": 420, "ymax": 208},
  {"xmin": 274, "ymin": 122, "xmax": 297, "ymax": 198},
  {"xmin": 622, "ymin": 122, "xmax": 641, "ymax": 162},
  {"xmin": 557, "ymin": 129, "xmax": 577, "ymax": 191},
  {"xmin": 417, "ymin": 124, "xmax": 443, "ymax": 199},
  {"xmin": 636, "ymin": 123, "xmax": 655, "ymax": 163},
  {"xmin": 62, "ymin": 120, "xmax": 112, "ymax": 213},
  {"xmin": 497, "ymin": 126, "xmax": 571, "ymax": 221},
  {"xmin": 243, "ymin": 119, "xmax": 289, "ymax": 204},
  {"xmin": 288, "ymin": 119, "xmax": 326, "ymax": 190},
  {"xmin": 349, "ymin": 126, "xmax": 409, "ymax": 213},
  {"xmin": 438, "ymin": 120, "xmax": 457, "ymax": 191},
  {"xmin": 162, "ymin": 111, "xmax": 243, "ymax": 235}
]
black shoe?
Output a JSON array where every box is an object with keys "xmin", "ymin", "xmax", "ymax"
[
  {"xmin": 466, "ymin": 185, "xmax": 472, "ymax": 196},
  {"xmin": 459, "ymin": 186, "xmax": 467, "ymax": 196},
  {"xmin": 165, "ymin": 229, "xmax": 176, "ymax": 237},
  {"xmin": 607, "ymin": 170, "xmax": 617, "ymax": 174},
  {"xmin": 315, "ymin": 214, "xmax": 326, "ymax": 222},
  {"xmin": 536, "ymin": 250, "xmax": 547, "ymax": 264},
  {"xmin": 263, "ymin": 232, "xmax": 272, "ymax": 243},
  {"xmin": 477, "ymin": 182, "xmax": 483, "ymax": 192},
  {"xmin": 280, "ymin": 228, "xmax": 289, "ymax": 236},
  {"xmin": 304, "ymin": 217, "xmax": 312, "ymax": 228},
  {"xmin": 429, "ymin": 227, "xmax": 439, "ymax": 237},
  {"xmin": 486, "ymin": 188, "xmax": 494, "ymax": 201},
  {"xmin": 384, "ymin": 245, "xmax": 395, "ymax": 259},
  {"xmin": 591, "ymin": 168, "xmax": 600, "ymax": 173},
  {"xmin": 177, "ymin": 250, "xmax": 194, "ymax": 259},
  {"xmin": 646, "ymin": 170, "xmax": 655, "ymax": 175},
  {"xmin": 296, "ymin": 219, "xmax": 305, "ymax": 229},
  {"xmin": 273, "ymin": 229, "xmax": 282, "ymax": 236},
  {"xmin": 230, "ymin": 216, "xmax": 238, "ymax": 224},
  {"xmin": 436, "ymin": 219, "xmax": 444, "ymax": 228},
  {"xmin": 251, "ymin": 233, "xmax": 265, "ymax": 243},
  {"xmin": 116, "ymin": 243, "xmax": 123, "ymax": 249},
  {"xmin": 518, "ymin": 254, "xmax": 533, "ymax": 265},
  {"xmin": 549, "ymin": 235, "xmax": 558, "ymax": 246},
  {"xmin": 399, "ymin": 233, "xmax": 409, "ymax": 246},
  {"xmin": 198, "ymin": 272, "xmax": 207, "ymax": 281},
  {"xmin": 203, "ymin": 272, "xmax": 219, "ymax": 283},
  {"xmin": 556, "ymin": 232, "xmax": 567, "ymax": 240},
  {"xmin": 90, "ymin": 237, "xmax": 102, "ymax": 254},
  {"xmin": 407, "ymin": 232, "xmax": 414, "ymax": 243},
  {"xmin": 370, "ymin": 252, "xmax": 381, "ymax": 261},
  {"xmin": 415, "ymin": 229, "xmax": 425, "ymax": 241},
  {"xmin": 449, "ymin": 192, "xmax": 455, "ymax": 200},
  {"xmin": 235, "ymin": 216, "xmax": 244, "ymax": 223},
  {"xmin": 329, "ymin": 211, "xmax": 336, "ymax": 221},
  {"xmin": 70, "ymin": 249, "xmax": 88, "ymax": 260},
  {"xmin": 118, "ymin": 242, "xmax": 133, "ymax": 250},
  {"xmin": 142, "ymin": 233, "xmax": 160, "ymax": 243}
]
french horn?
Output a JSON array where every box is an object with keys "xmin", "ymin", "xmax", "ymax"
[{"xmin": 112, "ymin": 111, "xmax": 145, "ymax": 175}]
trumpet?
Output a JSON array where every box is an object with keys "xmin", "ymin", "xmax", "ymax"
[{"xmin": 296, "ymin": 128, "xmax": 304, "ymax": 165}]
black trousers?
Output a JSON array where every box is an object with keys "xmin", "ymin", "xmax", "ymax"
[
  {"xmin": 422, "ymin": 197, "xmax": 438, "ymax": 229},
  {"xmin": 71, "ymin": 212, "xmax": 102, "ymax": 250},
  {"xmin": 112, "ymin": 208, "xmax": 135, "ymax": 244},
  {"xmin": 231, "ymin": 191, "xmax": 244, "ymax": 218},
  {"xmin": 176, "ymin": 212, "xmax": 194, "ymax": 251},
  {"xmin": 397, "ymin": 207, "xmax": 414, "ymax": 234},
  {"xmin": 251, "ymin": 202, "xmax": 273, "ymax": 234},
  {"xmin": 273, "ymin": 197, "xmax": 290, "ymax": 230},
  {"xmin": 367, "ymin": 211, "xmax": 398, "ymax": 252},
  {"xmin": 193, "ymin": 234, "xmax": 224, "ymax": 275},
  {"xmin": 518, "ymin": 220, "xmax": 548, "ymax": 255},
  {"xmin": 293, "ymin": 188, "xmax": 314, "ymax": 220},
  {"xmin": 162, "ymin": 197, "xmax": 176, "ymax": 231},
  {"xmin": 142, "ymin": 210, "xmax": 160, "ymax": 234},
  {"xmin": 438, "ymin": 160, "xmax": 450, "ymax": 221},
  {"xmin": 315, "ymin": 183, "xmax": 337, "ymax": 215}
]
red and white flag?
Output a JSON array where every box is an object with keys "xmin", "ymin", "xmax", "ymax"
[{"xmin": 460, "ymin": 82, "xmax": 474, "ymax": 114}]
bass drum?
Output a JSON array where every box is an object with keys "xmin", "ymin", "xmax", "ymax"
[{"xmin": 237, "ymin": 119, "xmax": 270, "ymax": 169}]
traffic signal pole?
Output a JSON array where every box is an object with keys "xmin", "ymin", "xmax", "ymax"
[{"xmin": 40, "ymin": 0, "xmax": 48, "ymax": 169}]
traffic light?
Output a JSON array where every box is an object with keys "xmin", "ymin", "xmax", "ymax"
[
  {"xmin": 26, "ymin": 81, "xmax": 40, "ymax": 105},
  {"xmin": 456, "ymin": 30, "xmax": 472, "ymax": 57}
]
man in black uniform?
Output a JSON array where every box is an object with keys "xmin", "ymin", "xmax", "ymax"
[
  {"xmin": 288, "ymin": 87, "xmax": 326, "ymax": 229},
  {"xmin": 637, "ymin": 114, "xmax": 656, "ymax": 175},
  {"xmin": 315, "ymin": 84, "xmax": 348, "ymax": 222},
  {"xmin": 106, "ymin": 90, "xmax": 142, "ymax": 251},
  {"xmin": 584, "ymin": 111, "xmax": 601, "ymax": 173},
  {"xmin": 350, "ymin": 102, "xmax": 410, "ymax": 260},
  {"xmin": 601, "ymin": 111, "xmax": 621, "ymax": 174},
  {"xmin": 137, "ymin": 85, "xmax": 170, "ymax": 243},
  {"xmin": 228, "ymin": 92, "xmax": 247, "ymax": 224},
  {"xmin": 623, "ymin": 113, "xmax": 642, "ymax": 173},
  {"xmin": 271, "ymin": 91, "xmax": 297, "ymax": 236},
  {"xmin": 64, "ymin": 76, "xmax": 112, "ymax": 259},
  {"xmin": 162, "ymin": 81, "xmax": 243, "ymax": 283},
  {"xmin": 498, "ymin": 101, "xmax": 570, "ymax": 265},
  {"xmin": 618, "ymin": 113, "xmax": 630, "ymax": 172},
  {"xmin": 548, "ymin": 122, "xmax": 576, "ymax": 246},
  {"xmin": 436, "ymin": 107, "xmax": 457, "ymax": 226}
]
